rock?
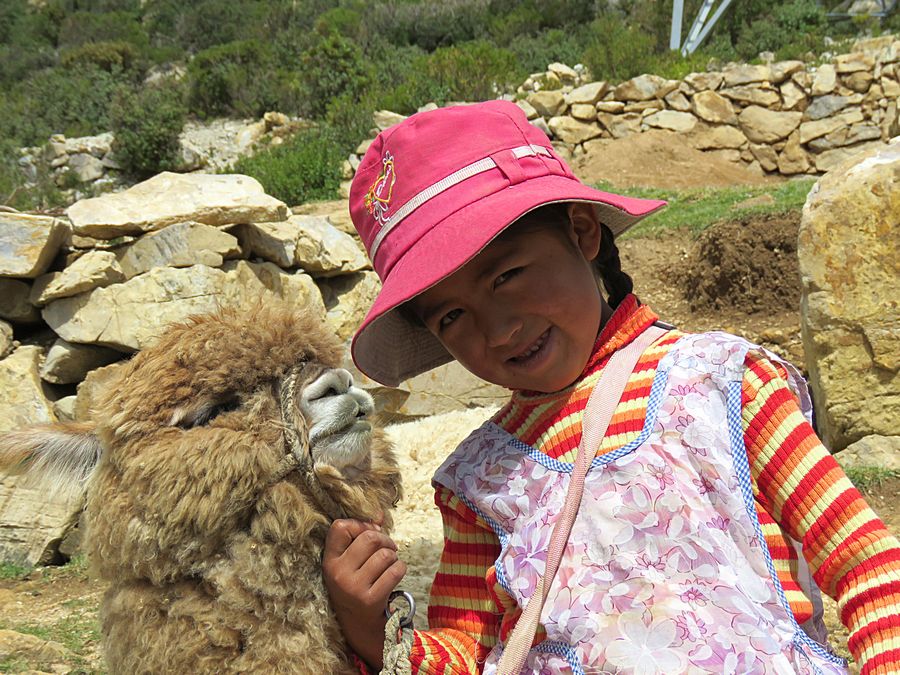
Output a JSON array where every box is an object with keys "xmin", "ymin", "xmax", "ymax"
[
  {"xmin": 566, "ymin": 81, "xmax": 608, "ymax": 106},
  {"xmin": 723, "ymin": 64, "xmax": 771, "ymax": 87},
  {"xmin": 74, "ymin": 360, "xmax": 127, "ymax": 421},
  {"xmin": 42, "ymin": 261, "xmax": 326, "ymax": 352},
  {"xmin": 799, "ymin": 141, "xmax": 900, "ymax": 450},
  {"xmin": 614, "ymin": 74, "xmax": 673, "ymax": 101},
  {"xmin": 664, "ymin": 90, "xmax": 691, "ymax": 112},
  {"xmin": 64, "ymin": 132, "xmax": 113, "ymax": 158},
  {"xmin": 0, "ymin": 279, "xmax": 40, "ymax": 324},
  {"xmin": 643, "ymin": 110, "xmax": 697, "ymax": 133},
  {"xmin": 804, "ymin": 95, "xmax": 850, "ymax": 120},
  {"xmin": 66, "ymin": 172, "xmax": 288, "ymax": 239},
  {"xmin": 530, "ymin": 116, "xmax": 551, "ymax": 138},
  {"xmin": 0, "ymin": 213, "xmax": 69, "ymax": 278},
  {"xmin": 596, "ymin": 112, "xmax": 642, "ymax": 138},
  {"xmin": 548, "ymin": 62, "xmax": 578, "ymax": 84},
  {"xmin": 684, "ymin": 71, "xmax": 724, "ymax": 92},
  {"xmin": 738, "ymin": 106, "xmax": 802, "ymax": 144},
  {"xmin": 691, "ymin": 90, "xmax": 738, "ymax": 125},
  {"xmin": 689, "ymin": 124, "xmax": 748, "ymax": 150},
  {"xmin": 770, "ymin": 60, "xmax": 805, "ymax": 83},
  {"xmin": 835, "ymin": 52, "xmax": 875, "ymax": 74},
  {"xmin": 836, "ymin": 435, "xmax": 900, "ymax": 472},
  {"xmin": 515, "ymin": 99, "xmax": 539, "ymax": 120},
  {"xmin": 780, "ymin": 80, "xmax": 808, "ymax": 110},
  {"xmin": 319, "ymin": 271, "xmax": 381, "ymax": 341},
  {"xmin": 68, "ymin": 153, "xmax": 104, "ymax": 183},
  {"xmin": 595, "ymin": 101, "xmax": 625, "ymax": 114},
  {"xmin": 547, "ymin": 116, "xmax": 603, "ymax": 144},
  {"xmin": 719, "ymin": 84, "xmax": 781, "ymax": 107},
  {"xmin": 373, "ymin": 110, "xmax": 407, "ymax": 131},
  {"xmin": 115, "ymin": 222, "xmax": 241, "ymax": 279},
  {"xmin": 0, "ymin": 321, "xmax": 12, "ymax": 359},
  {"xmin": 0, "ymin": 629, "xmax": 73, "ymax": 664},
  {"xmin": 807, "ymin": 123, "xmax": 884, "ymax": 152},
  {"xmin": 813, "ymin": 140, "xmax": 886, "ymax": 173},
  {"xmin": 800, "ymin": 109, "xmax": 865, "ymax": 144},
  {"xmin": 241, "ymin": 215, "xmax": 368, "ymax": 277},
  {"xmin": 290, "ymin": 199, "xmax": 355, "ymax": 235},
  {"xmin": 526, "ymin": 90, "xmax": 566, "ymax": 117},
  {"xmin": 569, "ymin": 104, "xmax": 597, "ymax": 121},
  {"xmin": 40, "ymin": 338, "xmax": 122, "ymax": 385},
  {"xmin": 0, "ymin": 347, "xmax": 85, "ymax": 567},
  {"xmin": 30, "ymin": 250, "xmax": 126, "ymax": 306},
  {"xmin": 844, "ymin": 70, "xmax": 874, "ymax": 93},
  {"xmin": 53, "ymin": 395, "xmax": 77, "ymax": 421},
  {"xmin": 777, "ymin": 131, "xmax": 811, "ymax": 175},
  {"xmin": 811, "ymin": 64, "xmax": 838, "ymax": 95},
  {"xmin": 882, "ymin": 100, "xmax": 899, "ymax": 140},
  {"xmin": 623, "ymin": 100, "xmax": 663, "ymax": 114}
]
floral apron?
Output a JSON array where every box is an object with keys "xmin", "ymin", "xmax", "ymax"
[{"xmin": 433, "ymin": 332, "xmax": 848, "ymax": 675}]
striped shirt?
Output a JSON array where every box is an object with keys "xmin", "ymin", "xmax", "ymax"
[{"xmin": 375, "ymin": 296, "xmax": 900, "ymax": 674}]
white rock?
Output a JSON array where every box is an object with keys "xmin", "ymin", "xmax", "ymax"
[
  {"xmin": 548, "ymin": 62, "xmax": 578, "ymax": 84},
  {"xmin": 548, "ymin": 116, "xmax": 603, "ymax": 144},
  {"xmin": 373, "ymin": 110, "xmax": 407, "ymax": 131},
  {"xmin": 30, "ymin": 250, "xmax": 126, "ymax": 306},
  {"xmin": 66, "ymin": 172, "xmax": 288, "ymax": 239},
  {"xmin": 40, "ymin": 338, "xmax": 122, "ymax": 385},
  {"xmin": 812, "ymin": 64, "xmax": 838, "ymax": 96},
  {"xmin": 691, "ymin": 90, "xmax": 738, "ymax": 125},
  {"xmin": 0, "ymin": 213, "xmax": 69, "ymax": 278},
  {"xmin": 738, "ymin": 106, "xmax": 802, "ymax": 144},
  {"xmin": 115, "ymin": 222, "xmax": 241, "ymax": 279},
  {"xmin": 566, "ymin": 81, "xmax": 608, "ymax": 106},
  {"xmin": 318, "ymin": 271, "xmax": 381, "ymax": 341},
  {"xmin": 515, "ymin": 99, "xmax": 540, "ymax": 120},
  {"xmin": 526, "ymin": 90, "xmax": 566, "ymax": 117},
  {"xmin": 684, "ymin": 71, "xmax": 724, "ymax": 91},
  {"xmin": 723, "ymin": 64, "xmax": 772, "ymax": 87},
  {"xmin": 643, "ymin": 110, "xmax": 698, "ymax": 133}
]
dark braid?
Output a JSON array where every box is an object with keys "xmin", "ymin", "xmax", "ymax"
[{"xmin": 593, "ymin": 222, "xmax": 634, "ymax": 308}]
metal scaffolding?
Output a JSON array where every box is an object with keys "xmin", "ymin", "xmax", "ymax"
[{"xmin": 671, "ymin": 0, "xmax": 737, "ymax": 55}]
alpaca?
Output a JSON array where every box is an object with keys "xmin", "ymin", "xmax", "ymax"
[{"xmin": 0, "ymin": 305, "xmax": 401, "ymax": 674}]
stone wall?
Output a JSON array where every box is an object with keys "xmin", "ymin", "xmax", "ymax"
[{"xmin": 342, "ymin": 35, "xmax": 899, "ymax": 190}]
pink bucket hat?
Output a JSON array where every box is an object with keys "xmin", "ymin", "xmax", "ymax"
[{"xmin": 349, "ymin": 100, "xmax": 665, "ymax": 387}]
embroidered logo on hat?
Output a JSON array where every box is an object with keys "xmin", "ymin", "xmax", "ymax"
[{"xmin": 364, "ymin": 152, "xmax": 396, "ymax": 226}]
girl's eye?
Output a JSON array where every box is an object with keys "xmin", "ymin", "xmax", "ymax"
[
  {"xmin": 494, "ymin": 267, "xmax": 522, "ymax": 288},
  {"xmin": 439, "ymin": 308, "xmax": 462, "ymax": 329}
]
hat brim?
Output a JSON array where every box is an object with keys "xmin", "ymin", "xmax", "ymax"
[{"xmin": 351, "ymin": 174, "xmax": 665, "ymax": 386}]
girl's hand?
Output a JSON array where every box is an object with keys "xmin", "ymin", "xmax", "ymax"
[{"xmin": 322, "ymin": 518, "xmax": 408, "ymax": 670}]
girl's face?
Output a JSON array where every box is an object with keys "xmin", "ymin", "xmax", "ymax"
[{"xmin": 408, "ymin": 204, "xmax": 610, "ymax": 393}]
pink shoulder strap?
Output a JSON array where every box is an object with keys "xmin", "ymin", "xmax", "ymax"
[{"xmin": 497, "ymin": 324, "xmax": 667, "ymax": 674}]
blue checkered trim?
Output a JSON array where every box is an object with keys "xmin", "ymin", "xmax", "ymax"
[
  {"xmin": 532, "ymin": 640, "xmax": 585, "ymax": 675},
  {"xmin": 496, "ymin": 360, "xmax": 673, "ymax": 474},
  {"xmin": 726, "ymin": 379, "xmax": 847, "ymax": 669},
  {"xmin": 454, "ymin": 491, "xmax": 516, "ymax": 598}
]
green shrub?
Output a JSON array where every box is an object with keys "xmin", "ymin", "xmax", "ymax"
[
  {"xmin": 734, "ymin": 0, "xmax": 827, "ymax": 60},
  {"xmin": 229, "ymin": 126, "xmax": 344, "ymax": 206},
  {"xmin": 426, "ymin": 40, "xmax": 519, "ymax": 101},
  {"xmin": 57, "ymin": 10, "xmax": 148, "ymax": 50},
  {"xmin": 581, "ymin": 13, "xmax": 657, "ymax": 82},
  {"xmin": 110, "ymin": 83, "xmax": 186, "ymax": 176},
  {"xmin": 507, "ymin": 26, "xmax": 593, "ymax": 74},
  {"xmin": 60, "ymin": 40, "xmax": 138, "ymax": 72},
  {"xmin": 187, "ymin": 40, "xmax": 299, "ymax": 118},
  {"xmin": 299, "ymin": 32, "xmax": 371, "ymax": 118}
]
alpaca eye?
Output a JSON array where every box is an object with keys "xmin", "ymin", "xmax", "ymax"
[{"xmin": 173, "ymin": 398, "xmax": 240, "ymax": 429}]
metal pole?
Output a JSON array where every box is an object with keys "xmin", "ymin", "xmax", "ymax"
[
  {"xmin": 670, "ymin": 0, "xmax": 685, "ymax": 51},
  {"xmin": 687, "ymin": 0, "xmax": 736, "ymax": 54},
  {"xmin": 682, "ymin": 0, "xmax": 716, "ymax": 55}
]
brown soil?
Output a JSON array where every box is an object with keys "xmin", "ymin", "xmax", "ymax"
[{"xmin": 573, "ymin": 130, "xmax": 776, "ymax": 190}]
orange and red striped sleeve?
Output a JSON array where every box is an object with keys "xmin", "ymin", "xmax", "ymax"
[
  {"xmin": 743, "ymin": 352, "xmax": 900, "ymax": 674},
  {"xmin": 407, "ymin": 485, "xmax": 501, "ymax": 674}
]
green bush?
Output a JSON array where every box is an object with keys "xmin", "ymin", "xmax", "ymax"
[
  {"xmin": 187, "ymin": 40, "xmax": 299, "ymax": 118},
  {"xmin": 110, "ymin": 83, "xmax": 187, "ymax": 176},
  {"xmin": 229, "ymin": 126, "xmax": 344, "ymax": 206},
  {"xmin": 60, "ymin": 40, "xmax": 138, "ymax": 72},
  {"xmin": 57, "ymin": 10, "xmax": 148, "ymax": 50},
  {"xmin": 507, "ymin": 26, "xmax": 593, "ymax": 75},
  {"xmin": 581, "ymin": 13, "xmax": 657, "ymax": 82},
  {"xmin": 426, "ymin": 40, "xmax": 519, "ymax": 101},
  {"xmin": 299, "ymin": 32, "xmax": 371, "ymax": 118},
  {"xmin": 734, "ymin": 0, "xmax": 827, "ymax": 60}
]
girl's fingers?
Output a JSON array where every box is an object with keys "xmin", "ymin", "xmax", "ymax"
[
  {"xmin": 369, "ymin": 558, "xmax": 407, "ymax": 602},
  {"xmin": 324, "ymin": 519, "xmax": 385, "ymax": 562}
]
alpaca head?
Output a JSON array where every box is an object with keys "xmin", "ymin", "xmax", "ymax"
[{"xmin": 0, "ymin": 304, "xmax": 400, "ymax": 583}]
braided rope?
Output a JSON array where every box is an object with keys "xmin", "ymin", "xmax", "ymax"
[{"xmin": 381, "ymin": 609, "xmax": 414, "ymax": 675}]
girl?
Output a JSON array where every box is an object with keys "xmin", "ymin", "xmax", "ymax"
[{"xmin": 322, "ymin": 100, "xmax": 900, "ymax": 674}]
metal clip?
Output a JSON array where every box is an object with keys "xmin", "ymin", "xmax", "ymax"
[{"xmin": 385, "ymin": 590, "xmax": 416, "ymax": 629}]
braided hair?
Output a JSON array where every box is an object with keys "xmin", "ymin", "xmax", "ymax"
[{"xmin": 516, "ymin": 203, "xmax": 635, "ymax": 309}]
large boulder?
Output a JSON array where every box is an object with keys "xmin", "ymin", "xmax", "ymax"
[
  {"xmin": 66, "ymin": 172, "xmax": 288, "ymax": 239},
  {"xmin": 0, "ymin": 346, "xmax": 83, "ymax": 566},
  {"xmin": 738, "ymin": 106, "xmax": 802, "ymax": 144},
  {"xmin": 0, "ymin": 213, "xmax": 68, "ymax": 278},
  {"xmin": 798, "ymin": 140, "xmax": 900, "ymax": 450},
  {"xmin": 42, "ymin": 261, "xmax": 325, "ymax": 352},
  {"xmin": 115, "ymin": 221, "xmax": 242, "ymax": 279}
]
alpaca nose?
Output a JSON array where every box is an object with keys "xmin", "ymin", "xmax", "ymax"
[{"xmin": 303, "ymin": 368, "xmax": 353, "ymax": 401}]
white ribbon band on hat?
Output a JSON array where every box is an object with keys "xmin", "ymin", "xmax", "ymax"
[{"xmin": 368, "ymin": 144, "xmax": 553, "ymax": 263}]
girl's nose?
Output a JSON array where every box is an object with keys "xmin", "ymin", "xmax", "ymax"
[{"xmin": 481, "ymin": 310, "xmax": 523, "ymax": 349}]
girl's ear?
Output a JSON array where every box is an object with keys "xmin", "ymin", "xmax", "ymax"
[{"xmin": 566, "ymin": 203, "xmax": 602, "ymax": 262}]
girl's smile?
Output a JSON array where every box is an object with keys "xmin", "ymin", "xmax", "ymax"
[{"xmin": 408, "ymin": 204, "xmax": 611, "ymax": 393}]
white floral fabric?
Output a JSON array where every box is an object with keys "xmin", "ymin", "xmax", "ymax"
[{"xmin": 433, "ymin": 332, "xmax": 847, "ymax": 675}]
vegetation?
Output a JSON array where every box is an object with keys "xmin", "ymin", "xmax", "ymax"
[
  {"xmin": 0, "ymin": 0, "xmax": 893, "ymax": 207},
  {"xmin": 843, "ymin": 466, "xmax": 900, "ymax": 494}
]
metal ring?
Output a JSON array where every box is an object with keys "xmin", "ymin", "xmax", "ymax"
[{"xmin": 385, "ymin": 590, "xmax": 416, "ymax": 629}]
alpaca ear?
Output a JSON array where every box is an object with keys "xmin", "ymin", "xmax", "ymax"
[{"xmin": 0, "ymin": 422, "xmax": 102, "ymax": 497}]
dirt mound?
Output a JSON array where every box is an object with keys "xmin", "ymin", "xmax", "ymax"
[
  {"xmin": 574, "ymin": 130, "xmax": 774, "ymax": 190},
  {"xmin": 674, "ymin": 212, "xmax": 802, "ymax": 314}
]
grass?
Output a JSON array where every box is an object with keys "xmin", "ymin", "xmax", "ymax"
[
  {"xmin": 0, "ymin": 562, "xmax": 31, "ymax": 580},
  {"xmin": 843, "ymin": 466, "xmax": 900, "ymax": 494},
  {"xmin": 600, "ymin": 178, "xmax": 817, "ymax": 238}
]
